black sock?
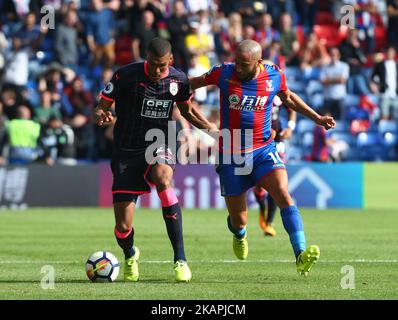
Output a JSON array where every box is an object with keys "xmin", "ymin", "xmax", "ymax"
[
  {"xmin": 267, "ymin": 194, "xmax": 277, "ymax": 225},
  {"xmin": 255, "ymin": 191, "xmax": 266, "ymax": 213},
  {"xmin": 162, "ymin": 203, "xmax": 186, "ymax": 263},
  {"xmin": 115, "ymin": 228, "xmax": 135, "ymax": 259}
]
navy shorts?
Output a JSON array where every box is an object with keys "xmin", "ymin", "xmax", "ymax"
[
  {"xmin": 111, "ymin": 146, "xmax": 175, "ymax": 203},
  {"xmin": 217, "ymin": 142, "xmax": 286, "ymax": 197}
]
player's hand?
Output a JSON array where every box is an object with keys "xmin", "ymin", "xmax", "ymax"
[
  {"xmin": 279, "ymin": 128, "xmax": 293, "ymax": 140},
  {"xmin": 316, "ymin": 115, "xmax": 336, "ymax": 130},
  {"xmin": 208, "ymin": 123, "xmax": 220, "ymax": 140},
  {"xmin": 93, "ymin": 108, "xmax": 113, "ymax": 126}
]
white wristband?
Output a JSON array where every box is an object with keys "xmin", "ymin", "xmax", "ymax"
[{"xmin": 288, "ymin": 120, "xmax": 296, "ymax": 131}]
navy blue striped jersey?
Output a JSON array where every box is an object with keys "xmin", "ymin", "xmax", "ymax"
[{"xmin": 100, "ymin": 61, "xmax": 192, "ymax": 151}]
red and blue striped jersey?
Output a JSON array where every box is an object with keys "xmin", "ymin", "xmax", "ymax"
[{"xmin": 204, "ymin": 62, "xmax": 288, "ymax": 153}]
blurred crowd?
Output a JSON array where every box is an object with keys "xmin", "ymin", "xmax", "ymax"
[{"xmin": 0, "ymin": 0, "xmax": 397, "ymax": 165}]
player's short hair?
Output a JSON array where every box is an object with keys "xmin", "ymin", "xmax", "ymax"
[{"xmin": 147, "ymin": 37, "xmax": 172, "ymax": 57}]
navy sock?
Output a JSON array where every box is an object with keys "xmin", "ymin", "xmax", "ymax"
[
  {"xmin": 266, "ymin": 194, "xmax": 277, "ymax": 224},
  {"xmin": 227, "ymin": 216, "xmax": 246, "ymax": 239},
  {"xmin": 115, "ymin": 228, "xmax": 135, "ymax": 259},
  {"xmin": 280, "ymin": 206, "xmax": 306, "ymax": 258},
  {"xmin": 162, "ymin": 203, "xmax": 186, "ymax": 262},
  {"xmin": 255, "ymin": 191, "xmax": 266, "ymax": 213}
]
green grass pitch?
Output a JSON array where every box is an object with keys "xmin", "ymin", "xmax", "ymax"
[{"xmin": 0, "ymin": 208, "xmax": 397, "ymax": 300}]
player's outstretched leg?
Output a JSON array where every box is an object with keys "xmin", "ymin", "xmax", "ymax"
[
  {"xmin": 258, "ymin": 169, "xmax": 320, "ymax": 275},
  {"xmin": 225, "ymin": 193, "xmax": 248, "ymax": 260},
  {"xmin": 151, "ymin": 164, "xmax": 191, "ymax": 282},
  {"xmin": 265, "ymin": 194, "xmax": 277, "ymax": 236},
  {"xmin": 114, "ymin": 201, "xmax": 140, "ymax": 282},
  {"xmin": 253, "ymin": 186, "xmax": 267, "ymax": 233}
]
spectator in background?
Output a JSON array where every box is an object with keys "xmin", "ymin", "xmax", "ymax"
[
  {"xmin": 86, "ymin": 0, "xmax": 117, "ymax": 68},
  {"xmin": 219, "ymin": 12, "xmax": 243, "ymax": 61},
  {"xmin": 167, "ymin": 0, "xmax": 190, "ymax": 72},
  {"xmin": 0, "ymin": 102, "xmax": 8, "ymax": 165},
  {"xmin": 14, "ymin": 12, "xmax": 47, "ymax": 52},
  {"xmin": 187, "ymin": 54, "xmax": 208, "ymax": 104},
  {"xmin": 295, "ymin": 0, "xmax": 319, "ymax": 34},
  {"xmin": 320, "ymin": 47, "xmax": 349, "ymax": 119},
  {"xmin": 371, "ymin": 46, "xmax": 398, "ymax": 120},
  {"xmin": 1, "ymin": 87, "xmax": 25, "ymax": 120},
  {"xmin": 132, "ymin": 10, "xmax": 158, "ymax": 62},
  {"xmin": 197, "ymin": 10, "xmax": 212, "ymax": 35},
  {"xmin": 279, "ymin": 12, "xmax": 300, "ymax": 66},
  {"xmin": 3, "ymin": 36, "xmax": 29, "ymax": 95},
  {"xmin": 339, "ymin": 29, "xmax": 370, "ymax": 95},
  {"xmin": 55, "ymin": 10, "xmax": 79, "ymax": 69},
  {"xmin": 33, "ymin": 90, "xmax": 62, "ymax": 125},
  {"xmin": 255, "ymin": 13, "xmax": 280, "ymax": 58},
  {"xmin": 63, "ymin": 77, "xmax": 95, "ymax": 159},
  {"xmin": 242, "ymin": 24, "xmax": 256, "ymax": 40},
  {"xmin": 265, "ymin": 40, "xmax": 285, "ymax": 68},
  {"xmin": 185, "ymin": 0, "xmax": 212, "ymax": 14},
  {"xmin": 344, "ymin": 0, "xmax": 377, "ymax": 54},
  {"xmin": 0, "ymin": 31, "xmax": 7, "ymax": 78},
  {"xmin": 40, "ymin": 116, "xmax": 77, "ymax": 165},
  {"xmin": 38, "ymin": 63, "xmax": 66, "ymax": 110},
  {"xmin": 127, "ymin": 0, "xmax": 163, "ymax": 34},
  {"xmin": 5, "ymin": 105, "xmax": 49, "ymax": 165},
  {"xmin": 387, "ymin": 0, "xmax": 398, "ymax": 51},
  {"xmin": 300, "ymin": 31, "xmax": 329, "ymax": 81},
  {"xmin": 232, "ymin": 0, "xmax": 257, "ymax": 26},
  {"xmin": 185, "ymin": 20, "xmax": 214, "ymax": 71}
]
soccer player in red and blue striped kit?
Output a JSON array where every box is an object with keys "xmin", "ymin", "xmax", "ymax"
[{"xmin": 190, "ymin": 40, "xmax": 336, "ymax": 275}]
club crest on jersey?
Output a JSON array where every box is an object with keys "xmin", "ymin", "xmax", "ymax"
[
  {"xmin": 169, "ymin": 81, "xmax": 179, "ymax": 96},
  {"xmin": 229, "ymin": 94, "xmax": 240, "ymax": 105},
  {"xmin": 265, "ymin": 80, "xmax": 274, "ymax": 92}
]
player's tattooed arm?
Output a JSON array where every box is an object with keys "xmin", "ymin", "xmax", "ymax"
[
  {"xmin": 277, "ymin": 89, "xmax": 336, "ymax": 130},
  {"xmin": 93, "ymin": 98, "xmax": 114, "ymax": 126},
  {"xmin": 176, "ymin": 101, "xmax": 219, "ymax": 136}
]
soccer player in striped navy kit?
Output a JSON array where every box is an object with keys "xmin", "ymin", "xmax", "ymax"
[
  {"xmin": 190, "ymin": 40, "xmax": 336, "ymax": 275},
  {"xmin": 93, "ymin": 38, "xmax": 217, "ymax": 282}
]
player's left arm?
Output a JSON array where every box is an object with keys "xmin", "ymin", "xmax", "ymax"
[
  {"xmin": 176, "ymin": 101, "xmax": 219, "ymax": 137},
  {"xmin": 277, "ymin": 89, "xmax": 336, "ymax": 130}
]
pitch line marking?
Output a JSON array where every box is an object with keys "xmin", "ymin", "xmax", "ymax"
[{"xmin": 0, "ymin": 259, "xmax": 397, "ymax": 264}]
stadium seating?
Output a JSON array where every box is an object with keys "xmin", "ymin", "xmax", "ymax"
[
  {"xmin": 334, "ymin": 120, "xmax": 350, "ymax": 132},
  {"xmin": 378, "ymin": 120, "xmax": 398, "ymax": 134},
  {"xmin": 297, "ymin": 119, "xmax": 316, "ymax": 134}
]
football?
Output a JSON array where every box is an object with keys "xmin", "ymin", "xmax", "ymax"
[{"xmin": 85, "ymin": 251, "xmax": 120, "ymax": 282}]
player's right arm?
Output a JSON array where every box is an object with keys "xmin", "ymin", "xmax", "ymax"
[
  {"xmin": 189, "ymin": 64, "xmax": 224, "ymax": 89},
  {"xmin": 94, "ymin": 71, "xmax": 121, "ymax": 126},
  {"xmin": 189, "ymin": 74, "xmax": 207, "ymax": 90},
  {"xmin": 93, "ymin": 99, "xmax": 114, "ymax": 126}
]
